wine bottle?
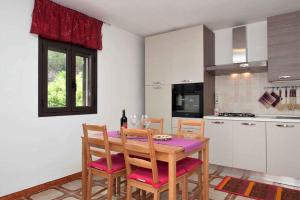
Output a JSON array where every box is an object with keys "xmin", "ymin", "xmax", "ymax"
[{"xmin": 120, "ymin": 109, "xmax": 128, "ymax": 128}]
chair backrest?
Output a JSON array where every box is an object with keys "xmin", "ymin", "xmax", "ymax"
[
  {"xmin": 82, "ymin": 124, "xmax": 112, "ymax": 170},
  {"xmin": 177, "ymin": 119, "xmax": 205, "ymax": 138},
  {"xmin": 121, "ymin": 128, "xmax": 159, "ymax": 184},
  {"xmin": 141, "ymin": 118, "xmax": 164, "ymax": 134}
]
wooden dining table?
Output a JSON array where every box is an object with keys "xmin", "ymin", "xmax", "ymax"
[{"xmin": 81, "ymin": 133, "xmax": 209, "ymax": 200}]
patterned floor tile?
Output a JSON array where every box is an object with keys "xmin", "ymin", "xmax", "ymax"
[
  {"xmin": 60, "ymin": 197, "xmax": 80, "ymax": 200},
  {"xmin": 209, "ymin": 188, "xmax": 228, "ymax": 200},
  {"xmin": 61, "ymin": 180, "xmax": 81, "ymax": 191},
  {"xmin": 235, "ymin": 196, "xmax": 254, "ymax": 200},
  {"xmin": 17, "ymin": 164, "xmax": 300, "ymax": 200},
  {"xmin": 30, "ymin": 188, "xmax": 64, "ymax": 200},
  {"xmin": 210, "ymin": 177, "xmax": 223, "ymax": 186},
  {"xmin": 219, "ymin": 167, "xmax": 246, "ymax": 178}
]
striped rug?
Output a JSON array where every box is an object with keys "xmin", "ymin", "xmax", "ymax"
[{"xmin": 216, "ymin": 176, "xmax": 300, "ymax": 200}]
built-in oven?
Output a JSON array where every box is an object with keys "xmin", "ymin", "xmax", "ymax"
[{"xmin": 172, "ymin": 83, "xmax": 203, "ymax": 118}]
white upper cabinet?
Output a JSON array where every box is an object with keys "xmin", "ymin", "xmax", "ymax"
[
  {"xmin": 247, "ymin": 21, "xmax": 268, "ymax": 62},
  {"xmin": 232, "ymin": 121, "xmax": 266, "ymax": 172},
  {"xmin": 214, "ymin": 21, "xmax": 268, "ymax": 65},
  {"xmin": 145, "ymin": 33, "xmax": 173, "ymax": 85},
  {"xmin": 145, "ymin": 25, "xmax": 204, "ymax": 85},
  {"xmin": 170, "ymin": 26, "xmax": 204, "ymax": 84}
]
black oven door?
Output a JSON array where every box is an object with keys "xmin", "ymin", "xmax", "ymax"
[{"xmin": 172, "ymin": 83, "xmax": 203, "ymax": 118}]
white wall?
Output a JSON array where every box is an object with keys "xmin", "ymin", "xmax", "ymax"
[{"xmin": 0, "ymin": 0, "xmax": 144, "ymax": 196}]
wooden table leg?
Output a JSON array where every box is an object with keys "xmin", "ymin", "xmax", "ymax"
[
  {"xmin": 202, "ymin": 143, "xmax": 209, "ymax": 200},
  {"xmin": 82, "ymin": 139, "xmax": 87, "ymax": 200},
  {"xmin": 168, "ymin": 153, "xmax": 177, "ymax": 200}
]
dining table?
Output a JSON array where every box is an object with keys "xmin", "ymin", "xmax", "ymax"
[{"xmin": 81, "ymin": 132, "xmax": 209, "ymax": 200}]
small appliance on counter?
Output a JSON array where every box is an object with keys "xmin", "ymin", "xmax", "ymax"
[{"xmin": 172, "ymin": 83, "xmax": 203, "ymax": 118}]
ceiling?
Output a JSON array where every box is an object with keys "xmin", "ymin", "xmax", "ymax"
[{"xmin": 53, "ymin": 0, "xmax": 300, "ymax": 36}]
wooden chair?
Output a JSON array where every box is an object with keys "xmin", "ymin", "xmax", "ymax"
[
  {"xmin": 177, "ymin": 119, "xmax": 205, "ymax": 138},
  {"xmin": 176, "ymin": 119, "xmax": 205, "ymax": 199},
  {"xmin": 121, "ymin": 128, "xmax": 188, "ymax": 200},
  {"xmin": 82, "ymin": 124, "xmax": 126, "ymax": 200},
  {"xmin": 141, "ymin": 118, "xmax": 164, "ymax": 134}
]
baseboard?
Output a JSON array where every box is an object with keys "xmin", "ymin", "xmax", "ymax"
[{"xmin": 0, "ymin": 172, "xmax": 81, "ymax": 200}]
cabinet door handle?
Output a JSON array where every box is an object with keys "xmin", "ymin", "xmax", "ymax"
[
  {"xmin": 211, "ymin": 121, "xmax": 224, "ymax": 124},
  {"xmin": 241, "ymin": 122, "xmax": 256, "ymax": 126},
  {"xmin": 279, "ymin": 75, "xmax": 291, "ymax": 80},
  {"xmin": 182, "ymin": 80, "xmax": 192, "ymax": 83},
  {"xmin": 153, "ymin": 81, "xmax": 162, "ymax": 85},
  {"xmin": 276, "ymin": 124, "xmax": 295, "ymax": 128}
]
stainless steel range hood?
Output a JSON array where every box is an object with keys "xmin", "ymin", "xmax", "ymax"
[{"xmin": 207, "ymin": 26, "xmax": 268, "ymax": 75}]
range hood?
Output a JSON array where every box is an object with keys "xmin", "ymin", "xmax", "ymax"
[{"xmin": 207, "ymin": 26, "xmax": 268, "ymax": 75}]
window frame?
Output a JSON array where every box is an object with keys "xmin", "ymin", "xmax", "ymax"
[{"xmin": 38, "ymin": 37, "xmax": 97, "ymax": 117}]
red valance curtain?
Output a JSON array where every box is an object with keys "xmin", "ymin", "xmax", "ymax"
[{"xmin": 30, "ymin": 0, "xmax": 103, "ymax": 50}]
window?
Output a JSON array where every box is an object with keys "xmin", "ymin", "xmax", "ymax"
[{"xmin": 38, "ymin": 37, "xmax": 97, "ymax": 117}]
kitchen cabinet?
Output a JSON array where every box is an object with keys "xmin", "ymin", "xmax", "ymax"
[
  {"xmin": 145, "ymin": 33, "xmax": 172, "ymax": 85},
  {"xmin": 232, "ymin": 121, "xmax": 266, "ymax": 172},
  {"xmin": 170, "ymin": 26, "xmax": 204, "ymax": 84},
  {"xmin": 205, "ymin": 119, "xmax": 233, "ymax": 167},
  {"xmin": 247, "ymin": 21, "xmax": 268, "ymax": 62},
  {"xmin": 267, "ymin": 122, "xmax": 300, "ymax": 179},
  {"xmin": 145, "ymin": 85, "xmax": 172, "ymax": 133},
  {"xmin": 268, "ymin": 11, "xmax": 300, "ymax": 82},
  {"xmin": 145, "ymin": 25, "xmax": 205, "ymax": 85}
]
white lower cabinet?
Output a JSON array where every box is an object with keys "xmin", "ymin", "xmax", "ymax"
[
  {"xmin": 145, "ymin": 85, "xmax": 172, "ymax": 133},
  {"xmin": 232, "ymin": 121, "xmax": 266, "ymax": 172},
  {"xmin": 205, "ymin": 120, "xmax": 233, "ymax": 167},
  {"xmin": 205, "ymin": 118, "xmax": 300, "ymax": 178},
  {"xmin": 267, "ymin": 122, "xmax": 300, "ymax": 179}
]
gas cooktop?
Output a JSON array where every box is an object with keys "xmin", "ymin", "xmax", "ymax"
[{"xmin": 218, "ymin": 112, "xmax": 255, "ymax": 117}]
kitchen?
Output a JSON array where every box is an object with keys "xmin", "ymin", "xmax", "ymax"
[
  {"xmin": 145, "ymin": 10, "xmax": 300, "ymax": 199},
  {"xmin": 1, "ymin": 0, "xmax": 300, "ymax": 199}
]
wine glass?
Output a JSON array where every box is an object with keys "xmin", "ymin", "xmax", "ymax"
[
  {"xmin": 141, "ymin": 114, "xmax": 151, "ymax": 129},
  {"xmin": 130, "ymin": 114, "xmax": 138, "ymax": 128}
]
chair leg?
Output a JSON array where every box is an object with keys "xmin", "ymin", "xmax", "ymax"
[
  {"xmin": 126, "ymin": 183, "xmax": 132, "ymax": 200},
  {"xmin": 141, "ymin": 190, "xmax": 146, "ymax": 200},
  {"xmin": 136, "ymin": 189, "xmax": 141, "ymax": 200},
  {"xmin": 113, "ymin": 177, "xmax": 116, "ymax": 196},
  {"xmin": 176, "ymin": 184, "xmax": 181, "ymax": 196},
  {"xmin": 107, "ymin": 175, "xmax": 114, "ymax": 200},
  {"xmin": 86, "ymin": 170, "xmax": 93, "ymax": 200},
  {"xmin": 116, "ymin": 176, "xmax": 121, "ymax": 195},
  {"xmin": 153, "ymin": 191, "xmax": 160, "ymax": 200},
  {"xmin": 198, "ymin": 168, "xmax": 203, "ymax": 200},
  {"xmin": 182, "ymin": 178, "xmax": 188, "ymax": 200}
]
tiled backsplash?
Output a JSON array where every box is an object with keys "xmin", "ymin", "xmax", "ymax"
[{"xmin": 215, "ymin": 73, "xmax": 300, "ymax": 115}]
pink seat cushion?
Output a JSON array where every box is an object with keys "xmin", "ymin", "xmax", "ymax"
[
  {"xmin": 177, "ymin": 157, "xmax": 203, "ymax": 172},
  {"xmin": 88, "ymin": 153, "xmax": 125, "ymax": 174},
  {"xmin": 128, "ymin": 163, "xmax": 186, "ymax": 189}
]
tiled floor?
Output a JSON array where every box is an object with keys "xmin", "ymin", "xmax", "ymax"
[{"xmin": 18, "ymin": 165, "xmax": 300, "ymax": 200}]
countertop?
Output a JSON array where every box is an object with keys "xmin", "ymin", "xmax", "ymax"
[{"xmin": 204, "ymin": 115, "xmax": 300, "ymax": 123}]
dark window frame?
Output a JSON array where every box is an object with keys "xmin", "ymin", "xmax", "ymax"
[{"xmin": 38, "ymin": 37, "xmax": 97, "ymax": 117}]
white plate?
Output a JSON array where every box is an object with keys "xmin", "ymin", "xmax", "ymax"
[{"xmin": 153, "ymin": 135, "xmax": 172, "ymax": 141}]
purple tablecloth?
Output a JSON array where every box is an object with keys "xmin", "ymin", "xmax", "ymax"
[{"xmin": 108, "ymin": 131, "xmax": 202, "ymax": 153}]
